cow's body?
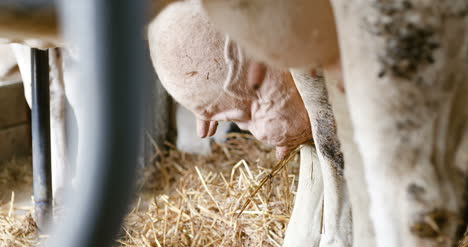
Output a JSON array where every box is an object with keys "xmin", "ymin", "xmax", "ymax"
[
  {"xmin": 331, "ymin": 1, "xmax": 468, "ymax": 246},
  {"xmin": 198, "ymin": 0, "xmax": 468, "ymax": 246},
  {"xmin": 322, "ymin": 64, "xmax": 375, "ymax": 246},
  {"xmin": 200, "ymin": 0, "xmax": 339, "ymax": 69}
]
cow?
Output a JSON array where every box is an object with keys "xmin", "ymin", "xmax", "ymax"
[
  {"xmin": 198, "ymin": 0, "xmax": 468, "ymax": 246},
  {"xmin": 146, "ymin": 2, "xmax": 354, "ymax": 246}
]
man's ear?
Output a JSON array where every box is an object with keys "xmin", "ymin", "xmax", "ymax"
[
  {"xmin": 223, "ymin": 36, "xmax": 243, "ymax": 96},
  {"xmin": 222, "ymin": 36, "xmax": 258, "ymax": 99},
  {"xmin": 247, "ymin": 62, "xmax": 267, "ymax": 90}
]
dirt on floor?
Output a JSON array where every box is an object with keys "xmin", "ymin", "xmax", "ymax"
[{"xmin": 0, "ymin": 134, "xmax": 300, "ymax": 247}]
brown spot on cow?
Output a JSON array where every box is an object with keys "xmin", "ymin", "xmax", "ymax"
[
  {"xmin": 368, "ymin": 0, "xmax": 468, "ymax": 81},
  {"xmin": 315, "ymin": 115, "xmax": 344, "ymax": 175},
  {"xmin": 366, "ymin": 0, "xmax": 441, "ymax": 81},
  {"xmin": 407, "ymin": 183, "xmax": 426, "ymax": 202},
  {"xmin": 337, "ymin": 81, "xmax": 345, "ymax": 94},
  {"xmin": 410, "ymin": 209, "xmax": 458, "ymax": 241}
]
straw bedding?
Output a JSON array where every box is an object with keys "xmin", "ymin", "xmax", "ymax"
[
  {"xmin": 0, "ymin": 134, "xmax": 300, "ymax": 247},
  {"xmin": 1, "ymin": 134, "xmax": 467, "ymax": 246},
  {"xmin": 0, "ymin": 157, "xmax": 38, "ymax": 247}
]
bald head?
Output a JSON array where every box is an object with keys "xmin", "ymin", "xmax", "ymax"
[
  {"xmin": 148, "ymin": 1, "xmax": 236, "ymax": 115},
  {"xmin": 148, "ymin": 0, "xmax": 312, "ymax": 157}
]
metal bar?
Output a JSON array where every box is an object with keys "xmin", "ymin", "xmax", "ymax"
[
  {"xmin": 48, "ymin": 0, "xmax": 148, "ymax": 246},
  {"xmin": 31, "ymin": 48, "xmax": 52, "ymax": 231}
]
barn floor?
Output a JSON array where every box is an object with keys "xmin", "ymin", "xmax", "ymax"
[{"xmin": 0, "ymin": 134, "xmax": 299, "ymax": 247}]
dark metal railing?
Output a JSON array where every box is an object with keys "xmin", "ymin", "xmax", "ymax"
[{"xmin": 31, "ymin": 48, "xmax": 52, "ymax": 231}]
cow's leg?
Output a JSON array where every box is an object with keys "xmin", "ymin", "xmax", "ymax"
[
  {"xmin": 284, "ymin": 144, "xmax": 323, "ymax": 247},
  {"xmin": 290, "ymin": 68, "xmax": 352, "ymax": 247},
  {"xmin": 331, "ymin": 1, "xmax": 468, "ymax": 246},
  {"xmin": 10, "ymin": 44, "xmax": 33, "ymax": 107},
  {"xmin": 0, "ymin": 45, "xmax": 18, "ymax": 80},
  {"xmin": 323, "ymin": 63, "xmax": 376, "ymax": 246},
  {"xmin": 12, "ymin": 44, "xmax": 68, "ymax": 209},
  {"xmin": 48, "ymin": 48, "xmax": 68, "ymax": 207}
]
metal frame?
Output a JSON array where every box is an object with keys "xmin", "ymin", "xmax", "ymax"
[
  {"xmin": 31, "ymin": 48, "xmax": 52, "ymax": 231},
  {"xmin": 47, "ymin": 0, "xmax": 147, "ymax": 246}
]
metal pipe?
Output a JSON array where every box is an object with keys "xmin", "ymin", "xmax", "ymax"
[
  {"xmin": 48, "ymin": 0, "xmax": 148, "ymax": 246},
  {"xmin": 30, "ymin": 48, "xmax": 52, "ymax": 231}
]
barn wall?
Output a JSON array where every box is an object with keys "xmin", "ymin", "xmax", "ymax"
[
  {"xmin": 142, "ymin": 44, "xmax": 176, "ymax": 166},
  {"xmin": 0, "ymin": 80, "xmax": 31, "ymax": 162}
]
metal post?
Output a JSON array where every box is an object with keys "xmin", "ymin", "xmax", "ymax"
[
  {"xmin": 30, "ymin": 48, "xmax": 52, "ymax": 231},
  {"xmin": 0, "ymin": 0, "xmax": 149, "ymax": 246},
  {"xmin": 48, "ymin": 0, "xmax": 148, "ymax": 246}
]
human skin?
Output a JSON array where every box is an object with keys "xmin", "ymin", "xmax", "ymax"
[{"xmin": 147, "ymin": 0, "xmax": 312, "ymax": 158}]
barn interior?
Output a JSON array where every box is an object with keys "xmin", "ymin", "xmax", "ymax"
[
  {"xmin": 0, "ymin": 134, "xmax": 300, "ymax": 247},
  {"xmin": 1, "ymin": 1, "xmax": 468, "ymax": 247},
  {"xmin": 0, "ymin": 56, "xmax": 300, "ymax": 245}
]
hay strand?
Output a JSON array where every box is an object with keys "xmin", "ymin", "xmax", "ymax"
[{"xmin": 236, "ymin": 145, "xmax": 303, "ymax": 218}]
